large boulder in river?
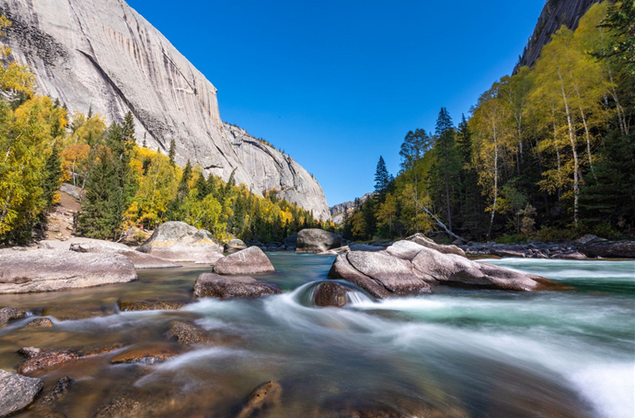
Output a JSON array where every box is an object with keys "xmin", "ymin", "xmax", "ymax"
[
  {"xmin": 69, "ymin": 238, "xmax": 181, "ymax": 269},
  {"xmin": 406, "ymin": 233, "xmax": 466, "ymax": 257},
  {"xmin": 0, "ymin": 369, "xmax": 43, "ymax": 417},
  {"xmin": 0, "ymin": 250, "xmax": 137, "ymax": 294},
  {"xmin": 296, "ymin": 229, "xmax": 342, "ymax": 253},
  {"xmin": 214, "ymin": 246, "xmax": 275, "ymax": 275},
  {"xmin": 193, "ymin": 273, "xmax": 282, "ymax": 299},
  {"xmin": 329, "ymin": 240, "xmax": 558, "ymax": 297},
  {"xmin": 137, "ymin": 221, "xmax": 223, "ymax": 262},
  {"xmin": 0, "ymin": 307, "xmax": 27, "ymax": 327},
  {"xmin": 578, "ymin": 238, "xmax": 635, "ymax": 258}
]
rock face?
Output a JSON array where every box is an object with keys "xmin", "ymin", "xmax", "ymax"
[
  {"xmin": 329, "ymin": 240, "xmax": 558, "ymax": 297},
  {"xmin": 137, "ymin": 221, "xmax": 223, "ymax": 262},
  {"xmin": 578, "ymin": 237, "xmax": 635, "ymax": 259},
  {"xmin": 193, "ymin": 273, "xmax": 282, "ymax": 299},
  {"xmin": 296, "ymin": 229, "xmax": 342, "ymax": 253},
  {"xmin": 329, "ymin": 193, "xmax": 373, "ymax": 225},
  {"xmin": 0, "ymin": 249, "xmax": 137, "ymax": 294},
  {"xmin": 69, "ymin": 238, "xmax": 181, "ymax": 269},
  {"xmin": 0, "ymin": 369, "xmax": 43, "ymax": 417},
  {"xmin": 515, "ymin": 0, "xmax": 601, "ymax": 71},
  {"xmin": 213, "ymin": 246, "xmax": 275, "ymax": 275},
  {"xmin": 0, "ymin": 0, "xmax": 330, "ymax": 220}
]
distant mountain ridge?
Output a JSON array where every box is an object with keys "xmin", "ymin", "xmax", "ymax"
[
  {"xmin": 0, "ymin": 0, "xmax": 330, "ymax": 220},
  {"xmin": 514, "ymin": 0, "xmax": 602, "ymax": 72},
  {"xmin": 329, "ymin": 193, "xmax": 373, "ymax": 225}
]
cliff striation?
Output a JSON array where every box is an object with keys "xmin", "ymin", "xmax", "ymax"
[
  {"xmin": 514, "ymin": 0, "xmax": 602, "ymax": 72},
  {"xmin": 0, "ymin": 0, "xmax": 330, "ymax": 220}
]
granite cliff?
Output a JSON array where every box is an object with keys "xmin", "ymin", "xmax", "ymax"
[
  {"xmin": 0, "ymin": 0, "xmax": 330, "ymax": 220},
  {"xmin": 514, "ymin": 0, "xmax": 602, "ymax": 72}
]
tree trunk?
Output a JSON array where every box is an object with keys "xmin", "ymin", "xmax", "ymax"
[{"xmin": 558, "ymin": 67, "xmax": 579, "ymax": 227}]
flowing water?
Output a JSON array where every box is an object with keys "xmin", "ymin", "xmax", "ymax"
[{"xmin": 0, "ymin": 254, "xmax": 633, "ymax": 417}]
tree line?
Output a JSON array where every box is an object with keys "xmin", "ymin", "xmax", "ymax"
[
  {"xmin": 343, "ymin": 2, "xmax": 634, "ymax": 243},
  {"xmin": 0, "ymin": 17, "xmax": 330, "ymax": 245}
]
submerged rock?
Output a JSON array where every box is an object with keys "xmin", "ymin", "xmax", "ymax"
[
  {"xmin": 164, "ymin": 321, "xmax": 209, "ymax": 345},
  {"xmin": 236, "ymin": 380, "xmax": 282, "ymax": 418},
  {"xmin": 0, "ymin": 369, "xmax": 43, "ymax": 417},
  {"xmin": 193, "ymin": 273, "xmax": 282, "ymax": 299},
  {"xmin": 137, "ymin": 221, "xmax": 223, "ymax": 262},
  {"xmin": 117, "ymin": 298, "xmax": 189, "ymax": 312},
  {"xmin": 36, "ymin": 376, "xmax": 74, "ymax": 407},
  {"xmin": 26, "ymin": 317, "xmax": 54, "ymax": 328},
  {"xmin": 0, "ymin": 249, "xmax": 137, "ymax": 294},
  {"xmin": 213, "ymin": 246, "xmax": 275, "ymax": 275},
  {"xmin": 70, "ymin": 238, "xmax": 181, "ymax": 269},
  {"xmin": 17, "ymin": 347, "xmax": 79, "ymax": 374},
  {"xmin": 110, "ymin": 345, "xmax": 184, "ymax": 365},
  {"xmin": 0, "ymin": 307, "xmax": 27, "ymax": 326},
  {"xmin": 296, "ymin": 229, "xmax": 342, "ymax": 253},
  {"xmin": 43, "ymin": 303, "xmax": 117, "ymax": 321},
  {"xmin": 313, "ymin": 282, "xmax": 353, "ymax": 307}
]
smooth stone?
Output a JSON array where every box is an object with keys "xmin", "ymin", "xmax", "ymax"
[
  {"xmin": 117, "ymin": 298, "xmax": 189, "ymax": 312},
  {"xmin": 0, "ymin": 249, "xmax": 137, "ymax": 294},
  {"xmin": 313, "ymin": 282, "xmax": 352, "ymax": 308},
  {"xmin": 295, "ymin": 228, "xmax": 342, "ymax": 253},
  {"xmin": 137, "ymin": 221, "xmax": 223, "ymax": 262},
  {"xmin": 26, "ymin": 318, "xmax": 54, "ymax": 328},
  {"xmin": 193, "ymin": 273, "xmax": 282, "ymax": 300},
  {"xmin": 0, "ymin": 369, "xmax": 43, "ymax": 417},
  {"xmin": 236, "ymin": 381, "xmax": 282, "ymax": 418},
  {"xmin": 213, "ymin": 246, "xmax": 275, "ymax": 275},
  {"xmin": 70, "ymin": 238, "xmax": 181, "ymax": 269}
]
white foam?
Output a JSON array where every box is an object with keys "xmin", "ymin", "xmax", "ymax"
[{"xmin": 569, "ymin": 362, "xmax": 635, "ymax": 418}]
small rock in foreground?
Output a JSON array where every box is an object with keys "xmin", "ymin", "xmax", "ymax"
[{"xmin": 0, "ymin": 369, "xmax": 43, "ymax": 417}]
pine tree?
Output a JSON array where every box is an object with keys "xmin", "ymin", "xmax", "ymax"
[
  {"xmin": 374, "ymin": 155, "xmax": 390, "ymax": 201},
  {"xmin": 431, "ymin": 107, "xmax": 460, "ymax": 231},
  {"xmin": 168, "ymin": 138, "xmax": 176, "ymax": 166},
  {"xmin": 42, "ymin": 145, "xmax": 63, "ymax": 211}
]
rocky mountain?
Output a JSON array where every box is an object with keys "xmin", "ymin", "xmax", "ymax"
[
  {"xmin": 329, "ymin": 193, "xmax": 373, "ymax": 225},
  {"xmin": 0, "ymin": 0, "xmax": 330, "ymax": 220},
  {"xmin": 514, "ymin": 0, "xmax": 601, "ymax": 72}
]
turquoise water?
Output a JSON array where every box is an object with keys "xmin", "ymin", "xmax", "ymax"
[{"xmin": 1, "ymin": 254, "xmax": 633, "ymax": 417}]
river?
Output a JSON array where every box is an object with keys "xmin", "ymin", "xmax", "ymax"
[{"xmin": 1, "ymin": 254, "xmax": 633, "ymax": 417}]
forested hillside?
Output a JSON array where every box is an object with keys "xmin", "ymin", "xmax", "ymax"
[
  {"xmin": 0, "ymin": 17, "xmax": 331, "ymax": 245},
  {"xmin": 343, "ymin": 2, "xmax": 634, "ymax": 243}
]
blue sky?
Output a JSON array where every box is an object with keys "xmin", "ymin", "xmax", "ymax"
[{"xmin": 127, "ymin": 0, "xmax": 545, "ymax": 206}]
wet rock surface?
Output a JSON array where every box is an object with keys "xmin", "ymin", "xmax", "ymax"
[
  {"xmin": 117, "ymin": 298, "xmax": 189, "ymax": 312},
  {"xmin": 225, "ymin": 239, "xmax": 247, "ymax": 254},
  {"xmin": 110, "ymin": 345, "xmax": 184, "ymax": 365},
  {"xmin": 0, "ymin": 306, "xmax": 27, "ymax": 326},
  {"xmin": 36, "ymin": 376, "xmax": 74, "ymax": 407},
  {"xmin": 313, "ymin": 281, "xmax": 353, "ymax": 307},
  {"xmin": 0, "ymin": 249, "xmax": 137, "ymax": 294},
  {"xmin": 213, "ymin": 246, "xmax": 275, "ymax": 275},
  {"xmin": 193, "ymin": 273, "xmax": 282, "ymax": 299},
  {"xmin": 26, "ymin": 317, "xmax": 54, "ymax": 328},
  {"xmin": 164, "ymin": 321, "xmax": 209, "ymax": 345},
  {"xmin": 17, "ymin": 347, "xmax": 79, "ymax": 374},
  {"xmin": 0, "ymin": 369, "xmax": 43, "ymax": 417},
  {"xmin": 296, "ymin": 228, "xmax": 342, "ymax": 253},
  {"xmin": 236, "ymin": 380, "xmax": 282, "ymax": 418}
]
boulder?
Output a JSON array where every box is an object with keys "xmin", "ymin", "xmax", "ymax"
[
  {"xmin": 213, "ymin": 246, "xmax": 275, "ymax": 275},
  {"xmin": 193, "ymin": 273, "xmax": 282, "ymax": 299},
  {"xmin": 553, "ymin": 251, "xmax": 587, "ymax": 260},
  {"xmin": 406, "ymin": 233, "xmax": 467, "ymax": 257},
  {"xmin": 110, "ymin": 345, "xmax": 183, "ymax": 365},
  {"xmin": 349, "ymin": 243, "xmax": 385, "ymax": 252},
  {"xmin": 296, "ymin": 229, "xmax": 342, "ymax": 253},
  {"xmin": 0, "ymin": 307, "xmax": 27, "ymax": 327},
  {"xmin": 225, "ymin": 238, "xmax": 247, "ymax": 254},
  {"xmin": 120, "ymin": 226, "xmax": 151, "ymax": 246},
  {"xmin": 137, "ymin": 221, "xmax": 223, "ymax": 262},
  {"xmin": 329, "ymin": 240, "xmax": 560, "ymax": 296},
  {"xmin": 26, "ymin": 318, "xmax": 54, "ymax": 328},
  {"xmin": 0, "ymin": 250, "xmax": 137, "ymax": 294},
  {"xmin": 313, "ymin": 282, "xmax": 353, "ymax": 307},
  {"xmin": 579, "ymin": 240, "xmax": 635, "ymax": 258},
  {"xmin": 69, "ymin": 238, "xmax": 181, "ymax": 269},
  {"xmin": 165, "ymin": 321, "xmax": 209, "ymax": 345},
  {"xmin": 0, "ymin": 369, "xmax": 43, "ymax": 417},
  {"xmin": 283, "ymin": 233, "xmax": 298, "ymax": 250},
  {"xmin": 59, "ymin": 183, "xmax": 82, "ymax": 200},
  {"xmin": 194, "ymin": 252, "xmax": 225, "ymax": 265}
]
